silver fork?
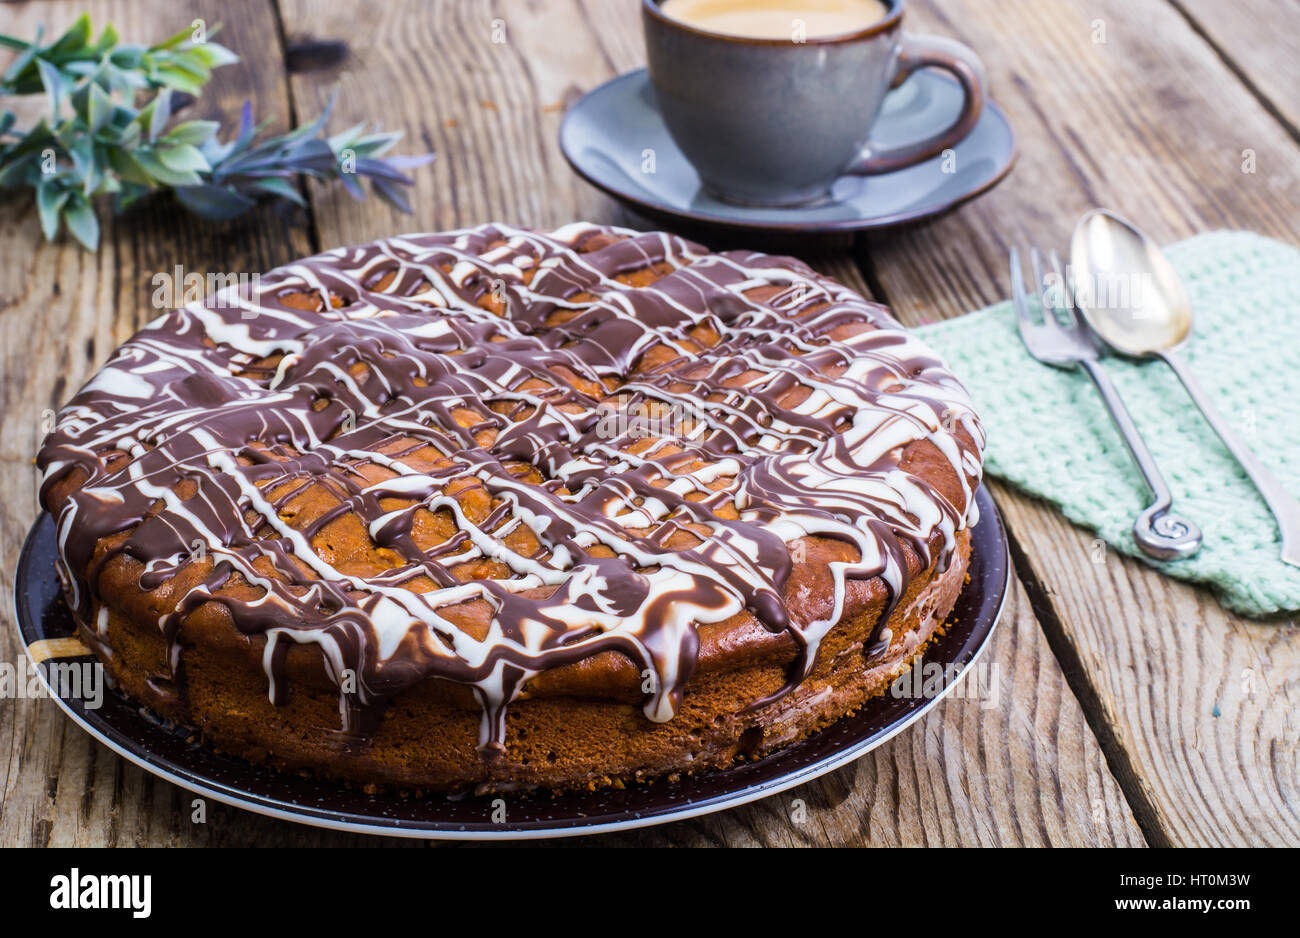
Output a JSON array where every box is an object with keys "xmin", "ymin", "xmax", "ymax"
[{"xmin": 1010, "ymin": 246, "xmax": 1202, "ymax": 560}]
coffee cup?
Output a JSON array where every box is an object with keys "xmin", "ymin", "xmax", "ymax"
[{"xmin": 642, "ymin": 0, "xmax": 986, "ymax": 207}]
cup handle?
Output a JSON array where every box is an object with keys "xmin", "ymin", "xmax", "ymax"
[{"xmin": 844, "ymin": 33, "xmax": 986, "ymax": 175}]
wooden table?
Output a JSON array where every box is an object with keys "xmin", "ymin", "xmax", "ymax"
[{"xmin": 2, "ymin": 0, "xmax": 1297, "ymax": 848}]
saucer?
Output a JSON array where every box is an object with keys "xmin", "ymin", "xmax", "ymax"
[{"xmin": 560, "ymin": 68, "xmax": 1016, "ymax": 239}]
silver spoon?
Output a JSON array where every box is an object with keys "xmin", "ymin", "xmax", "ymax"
[{"xmin": 1071, "ymin": 209, "xmax": 1300, "ymax": 567}]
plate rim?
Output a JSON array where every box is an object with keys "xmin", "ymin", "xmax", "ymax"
[
  {"xmin": 558, "ymin": 67, "xmax": 1019, "ymax": 236},
  {"xmin": 14, "ymin": 488, "xmax": 1009, "ymax": 841}
]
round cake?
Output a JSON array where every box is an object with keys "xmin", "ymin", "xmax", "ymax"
[{"xmin": 38, "ymin": 222, "xmax": 985, "ymax": 793}]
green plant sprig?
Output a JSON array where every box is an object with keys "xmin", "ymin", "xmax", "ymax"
[{"xmin": 0, "ymin": 15, "xmax": 432, "ymax": 250}]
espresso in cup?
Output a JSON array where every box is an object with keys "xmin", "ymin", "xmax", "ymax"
[
  {"xmin": 659, "ymin": 0, "xmax": 890, "ymax": 41},
  {"xmin": 643, "ymin": 0, "xmax": 986, "ymax": 206}
]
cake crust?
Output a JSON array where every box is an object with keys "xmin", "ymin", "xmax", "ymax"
[{"xmin": 38, "ymin": 223, "xmax": 984, "ymax": 792}]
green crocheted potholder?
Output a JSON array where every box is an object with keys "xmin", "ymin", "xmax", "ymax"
[{"xmin": 916, "ymin": 230, "xmax": 1300, "ymax": 617}]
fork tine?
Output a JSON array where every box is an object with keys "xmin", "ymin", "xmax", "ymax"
[
  {"xmin": 1029, "ymin": 247, "xmax": 1061, "ymax": 332},
  {"xmin": 1050, "ymin": 248, "xmax": 1100, "ymax": 350},
  {"xmin": 1047, "ymin": 250, "xmax": 1078, "ymax": 325},
  {"xmin": 1009, "ymin": 246, "xmax": 1036, "ymax": 333}
]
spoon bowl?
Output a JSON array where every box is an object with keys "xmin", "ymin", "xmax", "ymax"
[{"xmin": 1070, "ymin": 209, "xmax": 1191, "ymax": 355}]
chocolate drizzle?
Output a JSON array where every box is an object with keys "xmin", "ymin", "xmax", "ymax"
[{"xmin": 38, "ymin": 222, "xmax": 984, "ymax": 754}]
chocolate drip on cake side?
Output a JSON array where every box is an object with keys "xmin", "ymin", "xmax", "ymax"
[{"xmin": 37, "ymin": 222, "xmax": 985, "ymax": 755}]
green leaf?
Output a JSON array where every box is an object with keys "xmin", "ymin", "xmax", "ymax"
[
  {"xmin": 109, "ymin": 46, "xmax": 144, "ymax": 71},
  {"xmin": 7, "ymin": 118, "xmax": 56, "ymax": 155},
  {"xmin": 49, "ymin": 15, "xmax": 93, "ymax": 58},
  {"xmin": 3, "ymin": 25, "xmax": 43, "ymax": 85},
  {"xmin": 68, "ymin": 79, "xmax": 92, "ymax": 120},
  {"xmin": 65, "ymin": 133, "xmax": 95, "ymax": 180},
  {"xmin": 156, "ymin": 142, "xmax": 210, "ymax": 174},
  {"xmin": 133, "ymin": 149, "xmax": 203, "ymax": 186},
  {"xmin": 0, "ymin": 33, "xmax": 34, "ymax": 52},
  {"xmin": 62, "ymin": 196, "xmax": 100, "ymax": 251},
  {"xmin": 189, "ymin": 42, "xmax": 239, "ymax": 69},
  {"xmin": 92, "ymin": 23, "xmax": 120, "ymax": 56},
  {"xmin": 247, "ymin": 175, "xmax": 305, "ymax": 205},
  {"xmin": 150, "ymin": 25, "xmax": 197, "ymax": 52},
  {"xmin": 168, "ymin": 49, "xmax": 212, "ymax": 80},
  {"xmin": 114, "ymin": 120, "xmax": 142, "ymax": 150},
  {"xmin": 35, "ymin": 58, "xmax": 66, "ymax": 117},
  {"xmin": 94, "ymin": 173, "xmax": 121, "ymax": 196},
  {"xmin": 87, "ymin": 82, "xmax": 115, "ymax": 133},
  {"xmin": 160, "ymin": 119, "xmax": 219, "ymax": 147},
  {"xmin": 0, "ymin": 156, "xmax": 40, "ymax": 187},
  {"xmin": 326, "ymin": 121, "xmax": 368, "ymax": 151},
  {"xmin": 84, "ymin": 56, "xmax": 114, "ymax": 92},
  {"xmin": 36, "ymin": 179, "xmax": 70, "ymax": 240},
  {"xmin": 107, "ymin": 147, "xmax": 154, "ymax": 186},
  {"xmin": 81, "ymin": 156, "xmax": 101, "ymax": 196},
  {"xmin": 147, "ymin": 88, "xmax": 171, "ymax": 142},
  {"xmin": 148, "ymin": 64, "xmax": 204, "ymax": 95}
]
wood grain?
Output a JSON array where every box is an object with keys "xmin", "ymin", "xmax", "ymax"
[
  {"xmin": 860, "ymin": 0, "xmax": 1300, "ymax": 846},
  {"xmin": 0, "ymin": 0, "xmax": 314, "ymax": 848},
  {"xmin": 1171, "ymin": 0, "xmax": 1300, "ymax": 139}
]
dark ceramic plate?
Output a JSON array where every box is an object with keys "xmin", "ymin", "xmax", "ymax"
[
  {"xmin": 560, "ymin": 68, "xmax": 1016, "ymax": 241},
  {"xmin": 14, "ymin": 487, "xmax": 1008, "ymax": 840}
]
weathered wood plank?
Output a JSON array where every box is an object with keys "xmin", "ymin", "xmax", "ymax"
[
  {"xmin": 0, "ymin": 0, "xmax": 318, "ymax": 847},
  {"xmin": 263, "ymin": 0, "xmax": 1142, "ymax": 847},
  {"xmin": 1171, "ymin": 0, "xmax": 1300, "ymax": 139},
  {"xmin": 864, "ymin": 0, "xmax": 1300, "ymax": 846}
]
